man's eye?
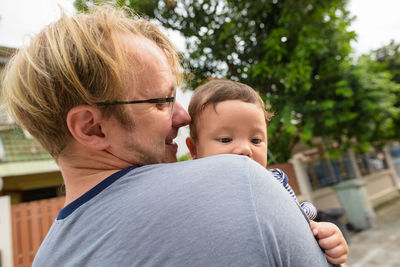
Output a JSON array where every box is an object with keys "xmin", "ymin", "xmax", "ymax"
[
  {"xmin": 156, "ymin": 103, "xmax": 169, "ymax": 110},
  {"xmin": 251, "ymin": 138, "xmax": 261, "ymax": 144},
  {"xmin": 219, "ymin": 138, "xmax": 232, "ymax": 143}
]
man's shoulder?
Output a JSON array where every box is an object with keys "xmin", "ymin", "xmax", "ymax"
[
  {"xmin": 136, "ymin": 155, "xmax": 278, "ymax": 192},
  {"xmin": 173, "ymin": 154, "xmax": 264, "ymax": 171},
  {"xmin": 159, "ymin": 154, "xmax": 272, "ymax": 180}
]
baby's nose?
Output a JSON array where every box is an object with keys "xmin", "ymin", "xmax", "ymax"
[{"xmin": 232, "ymin": 142, "xmax": 252, "ymax": 158}]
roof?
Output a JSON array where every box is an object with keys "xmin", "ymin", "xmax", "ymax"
[{"xmin": 0, "ymin": 125, "xmax": 52, "ymax": 163}]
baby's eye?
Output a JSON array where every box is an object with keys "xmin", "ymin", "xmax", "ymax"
[
  {"xmin": 219, "ymin": 137, "xmax": 232, "ymax": 143},
  {"xmin": 251, "ymin": 138, "xmax": 261, "ymax": 144}
]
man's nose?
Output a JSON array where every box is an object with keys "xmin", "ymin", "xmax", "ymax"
[
  {"xmin": 232, "ymin": 142, "xmax": 252, "ymax": 158},
  {"xmin": 172, "ymin": 101, "xmax": 191, "ymax": 128}
]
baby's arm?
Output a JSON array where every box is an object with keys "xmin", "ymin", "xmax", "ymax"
[
  {"xmin": 310, "ymin": 221, "xmax": 349, "ymax": 264},
  {"xmin": 268, "ymin": 168, "xmax": 317, "ymax": 220},
  {"xmin": 269, "ymin": 169, "xmax": 348, "ymax": 263},
  {"xmin": 268, "ymin": 168, "xmax": 298, "ymax": 200}
]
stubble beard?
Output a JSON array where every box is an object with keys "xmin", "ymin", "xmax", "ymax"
[
  {"xmin": 124, "ymin": 139, "xmax": 167, "ymax": 166},
  {"xmin": 120, "ymin": 114, "xmax": 176, "ymax": 165}
]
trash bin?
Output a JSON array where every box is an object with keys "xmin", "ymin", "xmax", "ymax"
[{"xmin": 332, "ymin": 179, "xmax": 376, "ymax": 230}]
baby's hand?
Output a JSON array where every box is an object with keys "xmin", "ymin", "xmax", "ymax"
[{"xmin": 310, "ymin": 221, "xmax": 349, "ymax": 264}]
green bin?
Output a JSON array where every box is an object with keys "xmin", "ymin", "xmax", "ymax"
[{"xmin": 332, "ymin": 179, "xmax": 376, "ymax": 230}]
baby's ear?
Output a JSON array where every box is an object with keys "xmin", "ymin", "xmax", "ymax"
[{"xmin": 186, "ymin": 137, "xmax": 198, "ymax": 159}]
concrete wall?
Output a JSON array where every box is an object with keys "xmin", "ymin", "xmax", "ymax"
[
  {"xmin": 310, "ymin": 171, "xmax": 400, "ymax": 211},
  {"xmin": 312, "ymin": 170, "xmax": 400, "ymax": 210},
  {"xmin": 292, "ymin": 149, "xmax": 400, "ymax": 212},
  {"xmin": 364, "ymin": 170, "xmax": 400, "ymax": 206},
  {"xmin": 0, "ymin": 195, "xmax": 13, "ymax": 267}
]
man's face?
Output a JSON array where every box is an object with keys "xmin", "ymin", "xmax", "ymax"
[
  {"xmin": 192, "ymin": 100, "xmax": 268, "ymax": 167},
  {"xmin": 104, "ymin": 34, "xmax": 190, "ymax": 166}
]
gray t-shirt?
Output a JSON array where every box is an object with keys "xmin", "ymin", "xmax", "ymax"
[{"xmin": 33, "ymin": 154, "xmax": 331, "ymax": 266}]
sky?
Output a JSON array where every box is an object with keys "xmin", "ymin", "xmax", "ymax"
[
  {"xmin": 0, "ymin": 0, "xmax": 400, "ymax": 156},
  {"xmin": 348, "ymin": 0, "xmax": 400, "ymax": 55},
  {"xmin": 0, "ymin": 0, "xmax": 75, "ymax": 47}
]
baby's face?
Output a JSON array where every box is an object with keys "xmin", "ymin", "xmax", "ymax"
[{"xmin": 191, "ymin": 100, "xmax": 268, "ymax": 167}]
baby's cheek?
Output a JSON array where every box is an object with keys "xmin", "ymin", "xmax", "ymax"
[
  {"xmin": 254, "ymin": 151, "xmax": 268, "ymax": 167},
  {"xmin": 197, "ymin": 143, "xmax": 222, "ymax": 158}
]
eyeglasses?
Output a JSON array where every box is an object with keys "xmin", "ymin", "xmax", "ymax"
[{"xmin": 95, "ymin": 90, "xmax": 176, "ymax": 119}]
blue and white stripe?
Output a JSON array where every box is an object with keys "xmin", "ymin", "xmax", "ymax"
[{"xmin": 267, "ymin": 168, "xmax": 317, "ymax": 220}]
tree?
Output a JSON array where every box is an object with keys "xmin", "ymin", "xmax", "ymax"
[
  {"xmin": 372, "ymin": 40, "xmax": 400, "ymax": 84},
  {"xmin": 358, "ymin": 41, "xmax": 400, "ymax": 148},
  {"xmin": 333, "ymin": 55, "xmax": 400, "ymax": 153},
  {"xmin": 76, "ymin": 0, "xmax": 398, "ymax": 162}
]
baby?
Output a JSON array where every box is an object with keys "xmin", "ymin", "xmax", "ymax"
[{"xmin": 185, "ymin": 79, "xmax": 349, "ymax": 265}]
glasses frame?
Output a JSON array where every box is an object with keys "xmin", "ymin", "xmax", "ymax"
[{"xmin": 95, "ymin": 90, "xmax": 176, "ymax": 119}]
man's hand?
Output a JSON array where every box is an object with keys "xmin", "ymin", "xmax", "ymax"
[{"xmin": 310, "ymin": 221, "xmax": 349, "ymax": 264}]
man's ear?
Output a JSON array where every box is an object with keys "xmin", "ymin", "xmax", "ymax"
[
  {"xmin": 66, "ymin": 105, "xmax": 109, "ymax": 150},
  {"xmin": 186, "ymin": 137, "xmax": 198, "ymax": 159}
]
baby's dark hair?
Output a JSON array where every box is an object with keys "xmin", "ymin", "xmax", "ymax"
[{"xmin": 188, "ymin": 79, "xmax": 273, "ymax": 141}]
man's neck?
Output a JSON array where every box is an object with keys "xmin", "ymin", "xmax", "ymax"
[{"xmin": 57, "ymin": 143, "xmax": 134, "ymax": 206}]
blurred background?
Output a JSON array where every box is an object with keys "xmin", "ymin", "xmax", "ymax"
[{"xmin": 0, "ymin": 1, "xmax": 400, "ymax": 266}]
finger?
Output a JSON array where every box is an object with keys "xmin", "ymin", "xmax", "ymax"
[
  {"xmin": 324, "ymin": 244, "xmax": 348, "ymax": 259},
  {"xmin": 310, "ymin": 220, "xmax": 319, "ymax": 236},
  {"xmin": 318, "ymin": 234, "xmax": 341, "ymax": 250},
  {"xmin": 326, "ymin": 253, "xmax": 349, "ymax": 265},
  {"xmin": 316, "ymin": 222, "xmax": 338, "ymax": 239}
]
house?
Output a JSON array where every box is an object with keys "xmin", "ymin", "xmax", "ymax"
[{"xmin": 0, "ymin": 46, "xmax": 64, "ymax": 204}]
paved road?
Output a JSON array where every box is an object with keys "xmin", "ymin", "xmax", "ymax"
[{"xmin": 346, "ymin": 196, "xmax": 400, "ymax": 267}]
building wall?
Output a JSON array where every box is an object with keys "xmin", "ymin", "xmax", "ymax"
[
  {"xmin": 364, "ymin": 170, "xmax": 400, "ymax": 206},
  {"xmin": 292, "ymin": 149, "xmax": 400, "ymax": 212},
  {"xmin": 0, "ymin": 195, "xmax": 13, "ymax": 267}
]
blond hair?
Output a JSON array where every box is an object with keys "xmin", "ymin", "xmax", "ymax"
[
  {"xmin": 1, "ymin": 5, "xmax": 182, "ymax": 158},
  {"xmin": 188, "ymin": 79, "xmax": 273, "ymax": 141}
]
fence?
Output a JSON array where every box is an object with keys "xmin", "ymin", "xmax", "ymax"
[
  {"xmin": 390, "ymin": 144, "xmax": 400, "ymax": 179},
  {"xmin": 296, "ymin": 146, "xmax": 400, "ymax": 211},
  {"xmin": 11, "ymin": 196, "xmax": 64, "ymax": 267},
  {"xmin": 306, "ymin": 154, "xmax": 355, "ymax": 188},
  {"xmin": 306, "ymin": 150, "xmax": 389, "ymax": 189}
]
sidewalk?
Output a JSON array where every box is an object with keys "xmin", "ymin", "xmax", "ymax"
[{"xmin": 346, "ymin": 196, "xmax": 400, "ymax": 267}]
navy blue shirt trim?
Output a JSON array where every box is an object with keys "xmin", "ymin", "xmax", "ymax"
[{"xmin": 57, "ymin": 166, "xmax": 137, "ymax": 220}]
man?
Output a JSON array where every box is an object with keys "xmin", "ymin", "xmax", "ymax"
[{"xmin": 2, "ymin": 5, "xmax": 332, "ymax": 266}]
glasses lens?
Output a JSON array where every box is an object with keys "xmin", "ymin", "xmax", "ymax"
[{"xmin": 170, "ymin": 90, "xmax": 176, "ymax": 119}]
